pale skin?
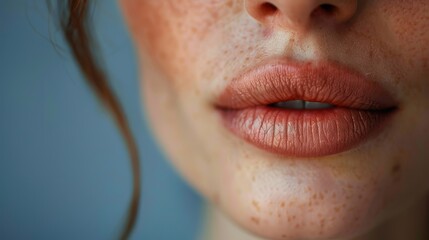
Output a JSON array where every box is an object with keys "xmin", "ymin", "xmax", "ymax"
[{"xmin": 119, "ymin": 0, "xmax": 429, "ymax": 239}]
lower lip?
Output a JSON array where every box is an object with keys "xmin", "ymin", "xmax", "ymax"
[{"xmin": 218, "ymin": 106, "xmax": 395, "ymax": 158}]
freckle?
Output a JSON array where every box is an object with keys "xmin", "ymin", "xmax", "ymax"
[
  {"xmin": 269, "ymin": 211, "xmax": 273, "ymax": 216},
  {"xmin": 312, "ymin": 193, "xmax": 317, "ymax": 199},
  {"xmin": 319, "ymin": 193, "xmax": 324, "ymax": 200},
  {"xmin": 358, "ymin": 194, "xmax": 363, "ymax": 199},
  {"xmin": 252, "ymin": 200, "xmax": 260, "ymax": 211},
  {"xmin": 320, "ymin": 218, "xmax": 326, "ymax": 228},
  {"xmin": 391, "ymin": 163, "xmax": 401, "ymax": 177},
  {"xmin": 295, "ymin": 223, "xmax": 300, "ymax": 229},
  {"xmin": 251, "ymin": 175, "xmax": 256, "ymax": 181},
  {"xmin": 277, "ymin": 212, "xmax": 282, "ymax": 218},
  {"xmin": 334, "ymin": 207, "xmax": 340, "ymax": 212},
  {"xmin": 250, "ymin": 217, "xmax": 260, "ymax": 225},
  {"xmin": 281, "ymin": 202, "xmax": 285, "ymax": 208}
]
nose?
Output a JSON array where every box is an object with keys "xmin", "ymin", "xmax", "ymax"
[{"xmin": 245, "ymin": 0, "xmax": 358, "ymax": 31}]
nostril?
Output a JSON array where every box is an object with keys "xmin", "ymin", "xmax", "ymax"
[
  {"xmin": 260, "ymin": 2, "xmax": 278, "ymax": 16},
  {"xmin": 312, "ymin": 3, "xmax": 338, "ymax": 18},
  {"xmin": 320, "ymin": 4, "xmax": 336, "ymax": 13},
  {"xmin": 246, "ymin": 0, "xmax": 358, "ymax": 29}
]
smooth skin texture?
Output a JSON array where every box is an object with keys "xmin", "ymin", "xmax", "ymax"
[{"xmin": 119, "ymin": 0, "xmax": 429, "ymax": 239}]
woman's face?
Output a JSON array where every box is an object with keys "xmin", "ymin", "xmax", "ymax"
[{"xmin": 120, "ymin": 0, "xmax": 429, "ymax": 239}]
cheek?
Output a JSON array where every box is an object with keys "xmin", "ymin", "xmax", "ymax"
[
  {"xmin": 381, "ymin": 0, "xmax": 429, "ymax": 70},
  {"xmin": 120, "ymin": 0, "xmax": 240, "ymax": 81}
]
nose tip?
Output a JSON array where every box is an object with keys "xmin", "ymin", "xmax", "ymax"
[{"xmin": 245, "ymin": 0, "xmax": 358, "ymax": 31}]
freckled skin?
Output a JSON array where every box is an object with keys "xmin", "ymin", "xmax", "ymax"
[{"xmin": 120, "ymin": 0, "xmax": 429, "ymax": 239}]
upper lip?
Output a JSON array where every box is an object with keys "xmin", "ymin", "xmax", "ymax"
[{"xmin": 215, "ymin": 58, "xmax": 398, "ymax": 111}]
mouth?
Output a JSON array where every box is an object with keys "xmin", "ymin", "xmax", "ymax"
[{"xmin": 215, "ymin": 59, "xmax": 398, "ymax": 158}]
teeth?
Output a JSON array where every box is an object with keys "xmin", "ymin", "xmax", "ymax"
[
  {"xmin": 304, "ymin": 101, "xmax": 334, "ymax": 109},
  {"xmin": 275, "ymin": 100, "xmax": 305, "ymax": 109},
  {"xmin": 274, "ymin": 100, "xmax": 334, "ymax": 110}
]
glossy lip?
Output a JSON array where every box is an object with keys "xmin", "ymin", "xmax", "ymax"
[{"xmin": 215, "ymin": 59, "xmax": 398, "ymax": 158}]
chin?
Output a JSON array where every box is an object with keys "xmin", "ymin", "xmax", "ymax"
[
  {"xmin": 221, "ymin": 186, "xmax": 390, "ymax": 240},
  {"xmin": 212, "ymin": 146, "xmax": 407, "ymax": 240}
]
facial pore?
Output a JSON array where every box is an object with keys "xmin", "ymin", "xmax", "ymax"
[{"xmin": 120, "ymin": 0, "xmax": 429, "ymax": 239}]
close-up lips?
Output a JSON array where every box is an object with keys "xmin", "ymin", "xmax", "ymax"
[{"xmin": 215, "ymin": 58, "xmax": 398, "ymax": 158}]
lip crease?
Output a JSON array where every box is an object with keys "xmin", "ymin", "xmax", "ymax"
[{"xmin": 215, "ymin": 59, "xmax": 398, "ymax": 158}]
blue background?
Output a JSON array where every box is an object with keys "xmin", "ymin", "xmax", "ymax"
[{"xmin": 0, "ymin": 1, "xmax": 203, "ymax": 239}]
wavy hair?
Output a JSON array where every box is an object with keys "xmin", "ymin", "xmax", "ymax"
[{"xmin": 52, "ymin": 1, "xmax": 141, "ymax": 239}]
